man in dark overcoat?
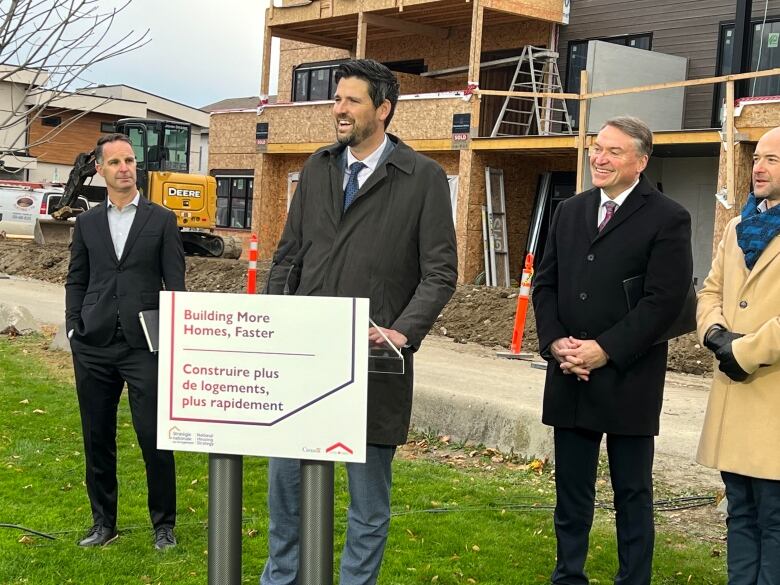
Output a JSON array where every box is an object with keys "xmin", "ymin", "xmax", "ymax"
[
  {"xmin": 260, "ymin": 60, "xmax": 458, "ymax": 585},
  {"xmin": 532, "ymin": 116, "xmax": 693, "ymax": 585},
  {"xmin": 65, "ymin": 133, "xmax": 185, "ymax": 549}
]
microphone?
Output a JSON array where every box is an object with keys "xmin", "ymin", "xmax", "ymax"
[
  {"xmin": 262, "ymin": 240, "xmax": 296, "ymax": 294},
  {"xmin": 283, "ymin": 240, "xmax": 312, "ymax": 295}
]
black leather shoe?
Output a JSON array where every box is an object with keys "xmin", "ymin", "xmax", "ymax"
[
  {"xmin": 154, "ymin": 526, "xmax": 177, "ymax": 550},
  {"xmin": 78, "ymin": 524, "xmax": 117, "ymax": 547}
]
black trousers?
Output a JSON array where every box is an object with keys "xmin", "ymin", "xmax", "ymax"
[
  {"xmin": 552, "ymin": 427, "xmax": 655, "ymax": 585},
  {"xmin": 71, "ymin": 334, "xmax": 175, "ymax": 530}
]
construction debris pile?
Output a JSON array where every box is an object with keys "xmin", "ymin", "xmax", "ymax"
[{"xmin": 0, "ymin": 240, "xmax": 711, "ymax": 375}]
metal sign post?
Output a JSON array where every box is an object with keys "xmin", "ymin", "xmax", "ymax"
[
  {"xmin": 208, "ymin": 454, "xmax": 243, "ymax": 584},
  {"xmin": 299, "ymin": 460, "xmax": 335, "ymax": 585}
]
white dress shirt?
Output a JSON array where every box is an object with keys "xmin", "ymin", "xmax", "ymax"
[
  {"xmin": 343, "ymin": 134, "xmax": 389, "ymax": 190},
  {"xmin": 597, "ymin": 178, "xmax": 639, "ymax": 227},
  {"xmin": 107, "ymin": 192, "xmax": 141, "ymax": 259}
]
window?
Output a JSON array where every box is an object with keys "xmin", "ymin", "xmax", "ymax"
[
  {"xmin": 41, "ymin": 116, "xmax": 62, "ymax": 127},
  {"xmin": 565, "ymin": 33, "xmax": 652, "ymax": 127},
  {"xmin": 126, "ymin": 126, "xmax": 145, "ymax": 163},
  {"xmin": 292, "ymin": 60, "xmax": 348, "ymax": 102},
  {"xmin": 100, "ymin": 122, "xmax": 115, "ymax": 133},
  {"xmin": 215, "ymin": 175, "xmax": 253, "ymax": 229},
  {"xmin": 714, "ymin": 19, "xmax": 780, "ymax": 125},
  {"xmin": 163, "ymin": 125, "xmax": 189, "ymax": 172}
]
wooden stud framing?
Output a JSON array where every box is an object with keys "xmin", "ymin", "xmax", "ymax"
[
  {"xmin": 726, "ymin": 80, "xmax": 735, "ymax": 206},
  {"xmin": 576, "ymin": 70, "xmax": 588, "ymax": 193},
  {"xmin": 356, "ymin": 12, "xmax": 367, "ymax": 59},
  {"xmin": 363, "ymin": 13, "xmax": 449, "ymax": 39},
  {"xmin": 467, "ymin": 0, "xmax": 483, "ymax": 84},
  {"xmin": 261, "ymin": 27, "xmax": 273, "ymax": 96}
]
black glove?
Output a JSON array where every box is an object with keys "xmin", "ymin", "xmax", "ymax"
[
  {"xmin": 715, "ymin": 341, "xmax": 750, "ymax": 382},
  {"xmin": 704, "ymin": 326, "xmax": 743, "ymax": 352}
]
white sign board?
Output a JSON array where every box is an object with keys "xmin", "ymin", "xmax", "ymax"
[{"xmin": 157, "ymin": 291, "xmax": 369, "ymax": 462}]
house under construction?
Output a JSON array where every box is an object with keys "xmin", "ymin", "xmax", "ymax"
[{"xmin": 208, "ymin": 0, "xmax": 780, "ymax": 287}]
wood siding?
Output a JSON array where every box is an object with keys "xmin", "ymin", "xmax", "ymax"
[
  {"xmin": 28, "ymin": 109, "xmax": 121, "ymax": 165},
  {"xmin": 558, "ymin": 0, "xmax": 780, "ymax": 129}
]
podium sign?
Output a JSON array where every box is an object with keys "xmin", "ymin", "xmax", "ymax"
[{"xmin": 157, "ymin": 291, "xmax": 368, "ymax": 463}]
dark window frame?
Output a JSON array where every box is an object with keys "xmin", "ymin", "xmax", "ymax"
[
  {"xmin": 712, "ymin": 17, "xmax": 780, "ymax": 127},
  {"xmin": 292, "ymin": 59, "xmax": 349, "ymax": 102},
  {"xmin": 100, "ymin": 121, "xmax": 115, "ymax": 133},
  {"xmin": 213, "ymin": 173, "xmax": 254, "ymax": 230},
  {"xmin": 564, "ymin": 33, "xmax": 653, "ymax": 128}
]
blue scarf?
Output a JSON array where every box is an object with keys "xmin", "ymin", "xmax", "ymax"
[{"xmin": 736, "ymin": 193, "xmax": 780, "ymax": 270}]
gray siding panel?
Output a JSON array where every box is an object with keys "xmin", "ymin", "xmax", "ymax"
[{"xmin": 558, "ymin": 0, "xmax": 780, "ymax": 129}]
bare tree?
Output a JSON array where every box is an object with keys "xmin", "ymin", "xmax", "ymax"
[{"xmin": 0, "ymin": 0, "xmax": 150, "ymax": 170}]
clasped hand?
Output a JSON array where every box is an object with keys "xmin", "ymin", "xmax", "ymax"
[{"xmin": 551, "ymin": 337, "xmax": 608, "ymax": 382}]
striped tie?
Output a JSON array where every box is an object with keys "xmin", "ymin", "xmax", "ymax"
[{"xmin": 598, "ymin": 201, "xmax": 617, "ymax": 232}]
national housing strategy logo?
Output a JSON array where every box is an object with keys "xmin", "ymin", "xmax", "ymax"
[{"xmin": 168, "ymin": 426, "xmax": 194, "ymax": 445}]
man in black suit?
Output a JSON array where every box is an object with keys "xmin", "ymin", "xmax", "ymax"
[
  {"xmin": 65, "ymin": 133, "xmax": 185, "ymax": 549},
  {"xmin": 532, "ymin": 116, "xmax": 693, "ymax": 584}
]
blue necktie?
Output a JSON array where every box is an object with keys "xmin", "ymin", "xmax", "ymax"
[{"xmin": 344, "ymin": 161, "xmax": 366, "ymax": 211}]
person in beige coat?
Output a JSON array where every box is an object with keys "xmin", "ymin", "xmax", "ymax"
[{"xmin": 697, "ymin": 126, "xmax": 780, "ymax": 585}]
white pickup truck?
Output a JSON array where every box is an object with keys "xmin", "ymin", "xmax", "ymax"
[{"xmin": 0, "ymin": 181, "xmax": 88, "ymax": 239}]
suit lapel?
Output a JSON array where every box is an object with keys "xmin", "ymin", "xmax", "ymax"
[
  {"xmin": 355, "ymin": 164, "xmax": 388, "ymax": 202},
  {"xmin": 592, "ymin": 180, "xmax": 648, "ymax": 242},
  {"xmin": 97, "ymin": 203, "xmax": 119, "ymax": 264},
  {"xmin": 582, "ymin": 189, "xmax": 600, "ymax": 240},
  {"xmin": 328, "ymin": 152, "xmax": 345, "ymax": 225},
  {"xmin": 118, "ymin": 199, "xmax": 152, "ymax": 265}
]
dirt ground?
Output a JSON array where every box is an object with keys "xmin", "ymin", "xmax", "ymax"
[{"xmin": 0, "ymin": 239, "xmax": 712, "ymax": 375}]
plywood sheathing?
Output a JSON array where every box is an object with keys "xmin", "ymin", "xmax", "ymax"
[
  {"xmin": 259, "ymin": 96, "xmax": 470, "ymax": 144},
  {"xmin": 734, "ymin": 102, "xmax": 780, "ymax": 128},
  {"xmin": 209, "ymin": 153, "xmax": 257, "ymax": 172},
  {"xmin": 253, "ymin": 153, "xmax": 312, "ymax": 259},
  {"xmin": 209, "ymin": 112, "xmax": 258, "ymax": 156}
]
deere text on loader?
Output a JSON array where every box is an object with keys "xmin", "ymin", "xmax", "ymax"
[{"xmin": 35, "ymin": 118, "xmax": 241, "ymax": 258}]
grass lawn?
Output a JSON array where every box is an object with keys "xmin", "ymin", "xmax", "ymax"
[{"xmin": 0, "ymin": 334, "xmax": 726, "ymax": 584}]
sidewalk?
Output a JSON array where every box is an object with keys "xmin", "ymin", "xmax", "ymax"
[{"xmin": 414, "ymin": 335, "xmax": 721, "ymax": 490}]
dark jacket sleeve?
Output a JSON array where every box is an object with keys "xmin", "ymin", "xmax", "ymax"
[
  {"xmin": 390, "ymin": 164, "xmax": 458, "ymax": 348},
  {"xmin": 597, "ymin": 204, "xmax": 693, "ymax": 369},
  {"xmin": 267, "ymin": 166, "xmax": 305, "ymax": 294},
  {"xmin": 532, "ymin": 203, "xmax": 569, "ymax": 358},
  {"xmin": 65, "ymin": 216, "xmax": 88, "ymax": 334},
  {"xmin": 160, "ymin": 210, "xmax": 186, "ymax": 291}
]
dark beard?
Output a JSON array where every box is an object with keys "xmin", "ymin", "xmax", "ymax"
[{"xmin": 335, "ymin": 119, "xmax": 375, "ymax": 147}]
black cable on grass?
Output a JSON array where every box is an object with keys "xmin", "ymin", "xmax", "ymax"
[
  {"xmin": 390, "ymin": 495, "xmax": 716, "ymax": 517},
  {"xmin": 0, "ymin": 523, "xmax": 56, "ymax": 540}
]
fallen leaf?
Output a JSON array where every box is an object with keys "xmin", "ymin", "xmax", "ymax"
[
  {"xmin": 18, "ymin": 535, "xmax": 34, "ymax": 544},
  {"xmin": 471, "ymin": 544, "xmax": 480, "ymax": 552},
  {"xmin": 19, "ymin": 399, "xmax": 29, "ymax": 404},
  {"xmin": 32, "ymin": 409, "xmax": 46, "ymax": 414}
]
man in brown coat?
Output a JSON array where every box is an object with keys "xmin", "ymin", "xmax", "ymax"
[{"xmin": 697, "ymin": 126, "xmax": 780, "ymax": 584}]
